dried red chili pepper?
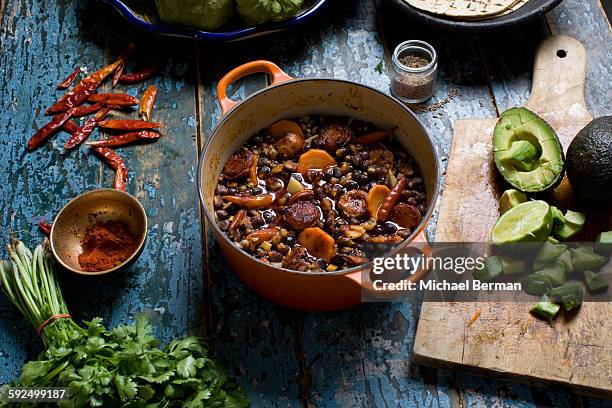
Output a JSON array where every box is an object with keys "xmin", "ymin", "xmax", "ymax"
[
  {"xmin": 38, "ymin": 221, "xmax": 52, "ymax": 235},
  {"xmin": 229, "ymin": 210, "xmax": 246, "ymax": 231},
  {"xmin": 93, "ymin": 147, "xmax": 128, "ymax": 190},
  {"xmin": 377, "ymin": 176, "xmax": 407, "ymax": 222},
  {"xmin": 62, "ymin": 120, "xmax": 79, "ymax": 134},
  {"xmin": 57, "ymin": 67, "xmax": 80, "ymax": 90},
  {"xmin": 69, "ymin": 102, "xmax": 106, "ymax": 118},
  {"xmin": 118, "ymin": 66, "xmax": 156, "ymax": 84},
  {"xmin": 64, "ymin": 106, "xmax": 113, "ymax": 150},
  {"xmin": 98, "ymin": 119, "xmax": 162, "ymax": 131},
  {"xmin": 86, "ymin": 131, "xmax": 159, "ymax": 148},
  {"xmin": 112, "ymin": 43, "xmax": 135, "ymax": 88},
  {"xmin": 88, "ymin": 93, "xmax": 139, "ymax": 106},
  {"xmin": 27, "ymin": 111, "xmax": 73, "ymax": 151},
  {"xmin": 46, "ymin": 59, "xmax": 122, "ymax": 115},
  {"xmin": 138, "ymin": 85, "xmax": 158, "ymax": 121}
]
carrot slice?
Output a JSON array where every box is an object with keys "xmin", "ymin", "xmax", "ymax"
[
  {"xmin": 297, "ymin": 149, "xmax": 336, "ymax": 174},
  {"xmin": 367, "ymin": 184, "xmax": 391, "ymax": 219},
  {"xmin": 269, "ymin": 120, "xmax": 304, "ymax": 139},
  {"xmin": 298, "ymin": 227, "xmax": 336, "ymax": 261}
]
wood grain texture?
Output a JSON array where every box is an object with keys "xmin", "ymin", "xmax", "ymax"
[
  {"xmin": 0, "ymin": 0, "xmax": 204, "ymax": 383},
  {"xmin": 414, "ymin": 35, "xmax": 612, "ymax": 397},
  {"xmin": 197, "ymin": 47, "xmax": 304, "ymax": 406}
]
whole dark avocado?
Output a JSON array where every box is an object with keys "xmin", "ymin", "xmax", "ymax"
[{"xmin": 566, "ymin": 116, "xmax": 612, "ymax": 202}]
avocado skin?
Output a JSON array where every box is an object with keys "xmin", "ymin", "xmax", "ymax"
[
  {"xmin": 493, "ymin": 108, "xmax": 565, "ymax": 193},
  {"xmin": 567, "ymin": 116, "xmax": 612, "ymax": 202}
]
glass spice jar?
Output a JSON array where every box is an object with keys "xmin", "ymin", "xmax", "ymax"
[{"xmin": 390, "ymin": 40, "xmax": 438, "ymax": 104}]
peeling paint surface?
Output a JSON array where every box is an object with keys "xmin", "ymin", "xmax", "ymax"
[{"xmin": 1, "ymin": 0, "xmax": 611, "ymax": 406}]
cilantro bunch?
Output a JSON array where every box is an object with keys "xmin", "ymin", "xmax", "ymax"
[{"xmin": 0, "ymin": 239, "xmax": 249, "ymax": 408}]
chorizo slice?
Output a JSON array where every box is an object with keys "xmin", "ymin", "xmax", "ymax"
[
  {"xmin": 283, "ymin": 201, "xmax": 320, "ymax": 229},
  {"xmin": 338, "ymin": 190, "xmax": 368, "ymax": 218},
  {"xmin": 389, "ymin": 204, "xmax": 422, "ymax": 230},
  {"xmin": 317, "ymin": 124, "xmax": 353, "ymax": 152},
  {"xmin": 275, "ymin": 132, "xmax": 304, "ymax": 159},
  {"xmin": 223, "ymin": 149, "xmax": 254, "ymax": 180}
]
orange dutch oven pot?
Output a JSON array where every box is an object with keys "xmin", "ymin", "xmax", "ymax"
[{"xmin": 198, "ymin": 61, "xmax": 440, "ymax": 311}]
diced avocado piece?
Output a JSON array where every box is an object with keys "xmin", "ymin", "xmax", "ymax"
[
  {"xmin": 566, "ymin": 117, "xmax": 612, "ymax": 202},
  {"xmin": 522, "ymin": 271, "xmax": 553, "ymax": 296},
  {"xmin": 534, "ymin": 241, "xmax": 567, "ymax": 269},
  {"xmin": 582, "ymin": 271, "xmax": 609, "ymax": 293},
  {"xmin": 530, "ymin": 295, "xmax": 560, "ymax": 321},
  {"xmin": 493, "ymin": 108, "xmax": 565, "ymax": 193},
  {"xmin": 500, "ymin": 257, "xmax": 525, "ymax": 275},
  {"xmin": 569, "ymin": 247, "xmax": 607, "ymax": 272},
  {"xmin": 596, "ymin": 231, "xmax": 612, "ymax": 244},
  {"xmin": 537, "ymin": 261, "xmax": 567, "ymax": 287},
  {"xmin": 498, "ymin": 140, "xmax": 539, "ymax": 172},
  {"xmin": 550, "ymin": 206, "xmax": 565, "ymax": 226},
  {"xmin": 595, "ymin": 231, "xmax": 612, "ymax": 256},
  {"xmin": 548, "ymin": 282, "xmax": 583, "ymax": 311},
  {"xmin": 553, "ymin": 211, "xmax": 585, "ymax": 241},
  {"xmin": 557, "ymin": 250, "xmax": 574, "ymax": 274},
  {"xmin": 547, "ymin": 236, "xmax": 560, "ymax": 244},
  {"xmin": 473, "ymin": 256, "xmax": 503, "ymax": 282},
  {"xmin": 499, "ymin": 189, "xmax": 528, "ymax": 214}
]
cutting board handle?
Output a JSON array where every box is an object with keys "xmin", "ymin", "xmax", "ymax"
[{"xmin": 525, "ymin": 35, "xmax": 592, "ymax": 124}]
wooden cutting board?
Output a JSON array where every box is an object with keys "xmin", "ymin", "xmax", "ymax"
[{"xmin": 413, "ymin": 35, "xmax": 612, "ymax": 398}]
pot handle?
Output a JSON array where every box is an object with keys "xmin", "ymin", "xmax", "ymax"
[
  {"xmin": 217, "ymin": 60, "xmax": 293, "ymax": 115},
  {"xmin": 344, "ymin": 229, "xmax": 434, "ymax": 298}
]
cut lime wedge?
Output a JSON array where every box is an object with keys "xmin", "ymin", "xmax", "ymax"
[{"xmin": 492, "ymin": 200, "xmax": 553, "ymax": 244}]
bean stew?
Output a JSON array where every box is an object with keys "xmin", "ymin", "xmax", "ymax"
[{"xmin": 214, "ymin": 115, "xmax": 427, "ymax": 272}]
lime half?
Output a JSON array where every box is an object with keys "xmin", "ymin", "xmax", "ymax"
[{"xmin": 492, "ymin": 200, "xmax": 553, "ymax": 244}]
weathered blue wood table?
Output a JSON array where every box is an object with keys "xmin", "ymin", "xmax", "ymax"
[{"xmin": 1, "ymin": 0, "xmax": 610, "ymax": 406}]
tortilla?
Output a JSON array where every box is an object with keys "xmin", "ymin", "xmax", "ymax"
[
  {"xmin": 404, "ymin": 0, "xmax": 522, "ymax": 18},
  {"xmin": 457, "ymin": 0, "xmax": 531, "ymax": 20}
]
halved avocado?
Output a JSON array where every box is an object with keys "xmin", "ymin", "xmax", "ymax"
[{"xmin": 493, "ymin": 108, "xmax": 565, "ymax": 192}]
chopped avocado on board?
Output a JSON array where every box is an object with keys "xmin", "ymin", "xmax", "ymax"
[
  {"xmin": 493, "ymin": 108, "xmax": 564, "ymax": 193},
  {"xmin": 500, "ymin": 257, "xmax": 525, "ymax": 275},
  {"xmin": 473, "ymin": 255, "xmax": 503, "ymax": 282},
  {"xmin": 534, "ymin": 241, "xmax": 567, "ymax": 269},
  {"xmin": 597, "ymin": 231, "xmax": 612, "ymax": 243},
  {"xmin": 530, "ymin": 295, "xmax": 561, "ymax": 321},
  {"xmin": 583, "ymin": 271, "xmax": 609, "ymax": 293},
  {"xmin": 550, "ymin": 206, "xmax": 565, "ymax": 226},
  {"xmin": 548, "ymin": 282, "xmax": 584, "ymax": 311},
  {"xmin": 553, "ymin": 210, "xmax": 585, "ymax": 241},
  {"xmin": 491, "ymin": 200, "xmax": 552, "ymax": 245},
  {"xmin": 566, "ymin": 116, "xmax": 612, "ymax": 202},
  {"xmin": 499, "ymin": 189, "xmax": 527, "ymax": 214},
  {"xmin": 538, "ymin": 262, "xmax": 567, "ymax": 287},
  {"xmin": 570, "ymin": 247, "xmax": 607, "ymax": 272},
  {"xmin": 522, "ymin": 271, "xmax": 553, "ymax": 296}
]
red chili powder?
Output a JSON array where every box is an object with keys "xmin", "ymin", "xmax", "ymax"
[{"xmin": 78, "ymin": 221, "xmax": 138, "ymax": 272}]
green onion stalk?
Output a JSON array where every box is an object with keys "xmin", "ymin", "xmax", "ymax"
[{"xmin": 0, "ymin": 239, "xmax": 84, "ymax": 348}]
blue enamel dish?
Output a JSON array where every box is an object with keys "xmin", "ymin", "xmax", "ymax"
[{"xmin": 100, "ymin": 0, "xmax": 328, "ymax": 42}]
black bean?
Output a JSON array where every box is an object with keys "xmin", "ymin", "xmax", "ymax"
[
  {"xmin": 218, "ymin": 220, "xmax": 230, "ymax": 231},
  {"xmin": 382, "ymin": 222, "xmax": 398, "ymax": 235},
  {"xmin": 336, "ymin": 147, "xmax": 348, "ymax": 158},
  {"xmin": 216, "ymin": 210, "xmax": 229, "ymax": 220},
  {"xmin": 370, "ymin": 225, "xmax": 385, "ymax": 236},
  {"xmin": 215, "ymin": 185, "xmax": 228, "ymax": 195},
  {"xmin": 251, "ymin": 215, "xmax": 265, "ymax": 228},
  {"xmin": 213, "ymin": 195, "xmax": 224, "ymax": 209},
  {"xmin": 398, "ymin": 229, "xmax": 412, "ymax": 238},
  {"xmin": 262, "ymin": 210, "xmax": 276, "ymax": 223},
  {"xmin": 269, "ymin": 251, "xmax": 284, "ymax": 262},
  {"xmin": 259, "ymin": 166, "xmax": 271, "ymax": 176},
  {"xmin": 418, "ymin": 204, "xmax": 426, "ymax": 214},
  {"xmin": 323, "ymin": 167, "xmax": 335, "ymax": 179},
  {"xmin": 227, "ymin": 187, "xmax": 237, "ymax": 195},
  {"xmin": 258, "ymin": 156, "xmax": 270, "ymax": 166},
  {"xmin": 316, "ymin": 259, "xmax": 328, "ymax": 269},
  {"xmin": 285, "ymin": 236, "xmax": 295, "ymax": 245},
  {"xmin": 351, "ymin": 155, "xmax": 362, "ymax": 166},
  {"xmin": 338, "ymin": 237, "xmax": 353, "ymax": 247},
  {"xmin": 344, "ymin": 180, "xmax": 359, "ymax": 190},
  {"xmin": 358, "ymin": 151, "xmax": 369, "ymax": 161}
]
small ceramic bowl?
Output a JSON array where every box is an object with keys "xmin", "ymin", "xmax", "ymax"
[{"xmin": 50, "ymin": 189, "xmax": 147, "ymax": 275}]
